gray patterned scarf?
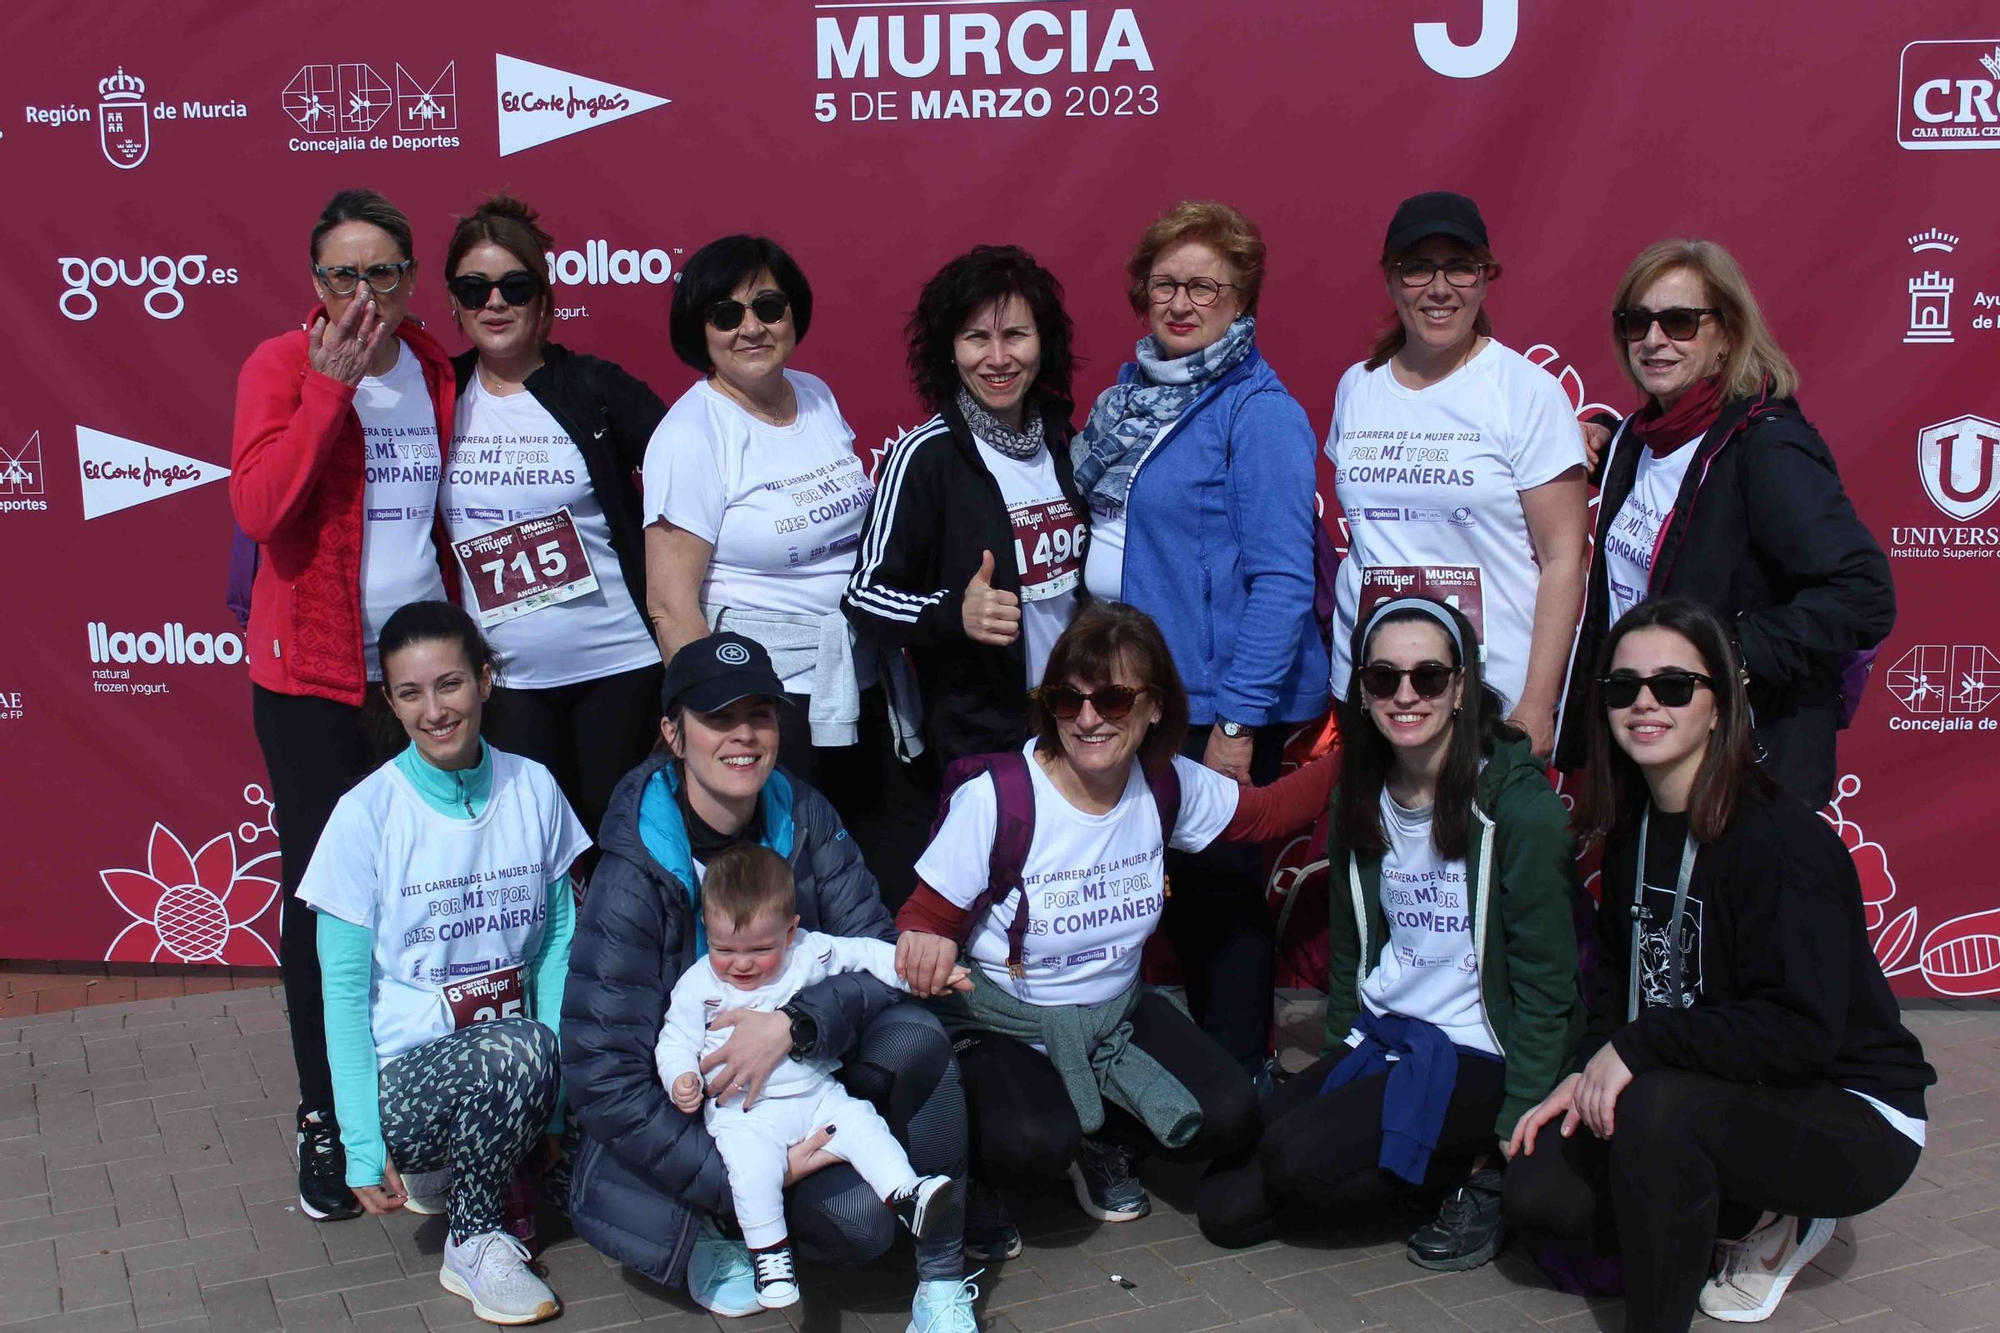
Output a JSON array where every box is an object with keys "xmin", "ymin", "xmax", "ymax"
[
  {"xmin": 1071, "ymin": 317, "xmax": 1256, "ymax": 511},
  {"xmin": 956, "ymin": 387, "xmax": 1045, "ymax": 461}
]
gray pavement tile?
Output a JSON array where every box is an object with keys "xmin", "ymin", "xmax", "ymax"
[
  {"xmin": 0, "ymin": 1192, "xmax": 54, "ymax": 1223},
  {"xmin": 315, "ymin": 1214, "xmax": 394, "ymax": 1265},
  {"xmin": 1447, "ymin": 1295, "xmax": 1544, "ymax": 1333},
  {"xmin": 178, "ymin": 1188, "xmax": 249, "ymax": 1240},
  {"xmin": 263, "ymin": 1255, "xmax": 403, "ymax": 1303},
  {"xmin": 1354, "ymin": 1281, "xmax": 1472, "ymax": 1331},
  {"xmin": 190, "ymin": 1237, "xmax": 329, "ymax": 1289},
  {"xmin": 46, "ymin": 1135, "xmax": 167, "ymax": 1173},
  {"xmin": 997, "ymin": 1277, "xmax": 1144, "ymax": 1331},
  {"xmin": 50, "ymin": 1166, "xmax": 115, "ymax": 1215},
  {"xmin": 1090, "ymin": 1294, "xmax": 1236, "ymax": 1332},
  {"xmin": 0, "ymin": 1204, "xmax": 119, "ymax": 1251},
  {"xmin": 1084, "ymin": 1244, "xmax": 1194, "ymax": 1306},
  {"xmin": 0, "ymin": 1303, "xmax": 141, "ymax": 1331},
  {"xmin": 55, "ymin": 1217, "xmax": 189, "ymax": 1264},
  {"xmin": 335, "ymin": 1273, "xmax": 450, "ymax": 1316},
  {"xmin": 95, "ymin": 1101, "xmax": 161, "ymax": 1145},
  {"xmin": 57, "ymin": 1252, "xmax": 132, "ymax": 1312},
  {"xmin": 1178, "ymin": 1258, "xmax": 1295, "ymax": 1321},
  {"xmin": 123, "ymin": 1227, "xmax": 258, "ymax": 1276},
  {"xmin": 272, "ymin": 1292, "xmax": 353, "ymax": 1333},
  {"xmin": 1, "ymin": 1153, "xmax": 52, "ymax": 1200},
  {"xmin": 0, "ymin": 1287, "xmax": 65, "ymax": 1324},
  {"xmin": 130, "ymin": 1264, "xmax": 205, "ymax": 1326},
  {"xmin": 199, "ymin": 1279, "xmax": 281, "ymax": 1332},
  {"xmin": 1260, "ymin": 1269, "xmax": 1377, "ymax": 1333},
  {"xmin": 110, "ymin": 1176, "xmax": 181, "ymax": 1227}
]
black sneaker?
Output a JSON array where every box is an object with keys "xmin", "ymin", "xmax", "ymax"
[
  {"xmin": 1067, "ymin": 1135, "xmax": 1150, "ymax": 1223},
  {"xmin": 749, "ymin": 1243, "xmax": 800, "ymax": 1309},
  {"xmin": 1406, "ymin": 1167, "xmax": 1505, "ymax": 1271},
  {"xmin": 963, "ymin": 1179, "xmax": 1022, "ymax": 1262},
  {"xmin": 296, "ymin": 1107, "xmax": 362, "ymax": 1221},
  {"xmin": 890, "ymin": 1175, "xmax": 962, "ymax": 1241}
]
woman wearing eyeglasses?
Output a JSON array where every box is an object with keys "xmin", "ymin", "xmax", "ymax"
[
  {"xmin": 641, "ymin": 235, "xmax": 925, "ymax": 902},
  {"xmin": 1071, "ymin": 199, "xmax": 1328, "ymax": 1080},
  {"xmin": 893, "ymin": 602, "xmax": 1336, "ymax": 1259},
  {"xmin": 1506, "ymin": 599, "xmax": 1931, "ymax": 1332},
  {"xmin": 440, "ymin": 195, "xmax": 668, "ymax": 871},
  {"xmin": 1325, "ymin": 191, "xmax": 1589, "ymax": 760},
  {"xmin": 231, "ymin": 188, "xmax": 460, "ymax": 1224},
  {"xmin": 1196, "ymin": 597, "xmax": 1580, "ymax": 1273},
  {"xmin": 1550, "ymin": 241, "xmax": 1894, "ymax": 808}
]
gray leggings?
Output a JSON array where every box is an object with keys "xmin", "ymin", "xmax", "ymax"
[{"xmin": 378, "ymin": 1017, "xmax": 561, "ymax": 1243}]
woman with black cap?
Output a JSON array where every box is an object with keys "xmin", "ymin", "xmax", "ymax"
[
  {"xmin": 561, "ymin": 633, "xmax": 976, "ymax": 1332},
  {"xmin": 1325, "ymin": 192, "xmax": 1590, "ymax": 757}
]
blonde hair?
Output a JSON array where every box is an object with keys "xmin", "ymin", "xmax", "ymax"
[
  {"xmin": 1125, "ymin": 200, "xmax": 1266, "ymax": 316},
  {"xmin": 1611, "ymin": 239, "xmax": 1799, "ymax": 402}
]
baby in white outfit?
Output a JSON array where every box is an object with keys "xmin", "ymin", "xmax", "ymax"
[{"xmin": 654, "ymin": 844, "xmax": 964, "ymax": 1310}]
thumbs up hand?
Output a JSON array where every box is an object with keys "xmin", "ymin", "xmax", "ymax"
[{"xmin": 962, "ymin": 549, "xmax": 1022, "ymax": 646}]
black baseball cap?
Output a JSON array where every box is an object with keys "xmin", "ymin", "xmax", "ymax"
[
  {"xmin": 1383, "ymin": 192, "xmax": 1489, "ymax": 255},
  {"xmin": 661, "ymin": 632, "xmax": 790, "ymax": 714}
]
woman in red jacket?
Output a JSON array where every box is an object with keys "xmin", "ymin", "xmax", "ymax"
[{"xmin": 230, "ymin": 188, "xmax": 461, "ymax": 1225}]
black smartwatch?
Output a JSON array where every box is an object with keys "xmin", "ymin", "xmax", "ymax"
[{"xmin": 780, "ymin": 1003, "xmax": 818, "ymax": 1062}]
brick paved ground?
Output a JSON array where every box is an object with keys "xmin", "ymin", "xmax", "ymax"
[{"xmin": 4, "ymin": 988, "xmax": 2000, "ymax": 1332}]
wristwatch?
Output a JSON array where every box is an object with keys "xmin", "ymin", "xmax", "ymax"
[
  {"xmin": 1217, "ymin": 719, "xmax": 1248, "ymax": 739},
  {"xmin": 780, "ymin": 1003, "xmax": 818, "ymax": 1062}
]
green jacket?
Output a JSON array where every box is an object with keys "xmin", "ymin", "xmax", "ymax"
[{"xmin": 1323, "ymin": 737, "xmax": 1584, "ymax": 1139}]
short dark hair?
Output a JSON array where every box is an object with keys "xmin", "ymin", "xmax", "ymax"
[
  {"xmin": 1334, "ymin": 598, "xmax": 1522, "ymax": 861},
  {"xmin": 377, "ymin": 600, "xmax": 497, "ymax": 682},
  {"xmin": 700, "ymin": 844, "xmax": 797, "ymax": 931},
  {"xmin": 670, "ymin": 235, "xmax": 814, "ymax": 373},
  {"xmin": 445, "ymin": 193, "xmax": 555, "ymax": 344},
  {"xmin": 1576, "ymin": 598, "xmax": 1774, "ymax": 845},
  {"xmin": 1032, "ymin": 602, "xmax": 1189, "ymax": 778},
  {"xmin": 310, "ymin": 188, "xmax": 414, "ymax": 264},
  {"xmin": 905, "ymin": 245, "xmax": 1076, "ymax": 420}
]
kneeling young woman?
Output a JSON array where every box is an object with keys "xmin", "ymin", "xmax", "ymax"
[
  {"xmin": 301, "ymin": 602, "xmax": 589, "ymax": 1326},
  {"xmin": 1503, "ymin": 599, "xmax": 1935, "ymax": 1332},
  {"xmin": 894, "ymin": 602, "xmax": 1336, "ymax": 1262},
  {"xmin": 1196, "ymin": 597, "xmax": 1580, "ymax": 1270}
]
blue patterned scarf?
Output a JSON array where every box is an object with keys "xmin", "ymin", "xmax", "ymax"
[{"xmin": 1071, "ymin": 317, "xmax": 1256, "ymax": 511}]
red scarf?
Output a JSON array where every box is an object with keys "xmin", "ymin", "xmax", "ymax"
[{"xmin": 1629, "ymin": 375, "xmax": 1725, "ymax": 454}]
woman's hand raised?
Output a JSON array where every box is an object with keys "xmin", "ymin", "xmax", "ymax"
[
  {"xmin": 962, "ymin": 550, "xmax": 1022, "ymax": 646},
  {"xmin": 308, "ymin": 295, "xmax": 386, "ymax": 386}
]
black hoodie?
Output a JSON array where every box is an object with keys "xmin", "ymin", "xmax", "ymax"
[{"xmin": 1580, "ymin": 783, "xmax": 1934, "ymax": 1119}]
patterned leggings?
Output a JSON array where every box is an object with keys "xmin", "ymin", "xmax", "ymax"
[{"xmin": 377, "ymin": 1017, "xmax": 561, "ymax": 1243}]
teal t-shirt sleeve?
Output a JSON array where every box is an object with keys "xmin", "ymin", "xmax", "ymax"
[
  {"xmin": 316, "ymin": 912, "xmax": 387, "ymax": 1188},
  {"xmin": 529, "ymin": 873, "xmax": 576, "ymax": 1134}
]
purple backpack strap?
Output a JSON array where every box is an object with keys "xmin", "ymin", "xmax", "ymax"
[
  {"xmin": 934, "ymin": 751, "xmax": 1037, "ymax": 975},
  {"xmin": 1145, "ymin": 760, "xmax": 1183, "ymax": 852}
]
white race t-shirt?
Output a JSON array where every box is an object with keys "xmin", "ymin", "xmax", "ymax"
[
  {"xmin": 297, "ymin": 748, "xmax": 591, "ymax": 1065},
  {"xmin": 972, "ymin": 436, "xmax": 1083, "ymax": 686},
  {"xmin": 1602, "ymin": 434, "xmax": 1701, "ymax": 628},
  {"xmin": 641, "ymin": 371, "xmax": 873, "ymax": 692},
  {"xmin": 1326, "ymin": 341, "xmax": 1585, "ymax": 711},
  {"xmin": 914, "ymin": 741, "xmax": 1239, "ymax": 1006},
  {"xmin": 443, "ymin": 376, "xmax": 658, "ymax": 688},
  {"xmin": 355, "ymin": 343, "xmax": 447, "ymax": 679},
  {"xmin": 1353, "ymin": 789, "xmax": 1495, "ymax": 1055},
  {"xmin": 1080, "ymin": 422, "xmax": 1175, "ymax": 602}
]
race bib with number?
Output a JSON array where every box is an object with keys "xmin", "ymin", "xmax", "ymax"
[
  {"xmin": 441, "ymin": 965, "xmax": 526, "ymax": 1030},
  {"xmin": 1009, "ymin": 497, "xmax": 1084, "ymax": 603},
  {"xmin": 1360, "ymin": 565, "xmax": 1487, "ymax": 646},
  {"xmin": 453, "ymin": 508, "xmax": 599, "ymax": 628}
]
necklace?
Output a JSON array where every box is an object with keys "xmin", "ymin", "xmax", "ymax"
[{"xmin": 711, "ymin": 373, "xmax": 796, "ymax": 426}]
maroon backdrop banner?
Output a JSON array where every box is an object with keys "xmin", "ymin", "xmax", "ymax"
[{"xmin": 3, "ymin": 0, "xmax": 1996, "ymax": 994}]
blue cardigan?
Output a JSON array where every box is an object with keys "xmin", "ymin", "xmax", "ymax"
[{"xmin": 1116, "ymin": 346, "xmax": 1329, "ymax": 726}]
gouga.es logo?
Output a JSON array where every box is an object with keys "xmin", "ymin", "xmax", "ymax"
[
  {"xmin": 59, "ymin": 255, "xmax": 240, "ymax": 320},
  {"xmin": 1899, "ymin": 40, "xmax": 2000, "ymax": 149}
]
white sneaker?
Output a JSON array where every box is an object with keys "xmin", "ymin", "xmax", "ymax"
[
  {"xmin": 439, "ymin": 1230, "xmax": 559, "ymax": 1325},
  {"xmin": 1699, "ymin": 1215, "xmax": 1835, "ymax": 1323},
  {"xmin": 751, "ymin": 1244, "xmax": 800, "ymax": 1309},
  {"xmin": 687, "ymin": 1219, "xmax": 760, "ymax": 1317}
]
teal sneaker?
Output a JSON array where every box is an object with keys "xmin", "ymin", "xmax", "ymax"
[
  {"xmin": 907, "ymin": 1270, "xmax": 982, "ymax": 1333},
  {"xmin": 687, "ymin": 1218, "xmax": 759, "ymax": 1318}
]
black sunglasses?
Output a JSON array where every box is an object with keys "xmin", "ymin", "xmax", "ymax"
[
  {"xmin": 1612, "ymin": 306, "xmax": 1721, "ymax": 343},
  {"xmin": 1358, "ymin": 662, "xmax": 1458, "ymax": 700},
  {"xmin": 1039, "ymin": 684, "xmax": 1155, "ymax": 721},
  {"xmin": 1598, "ymin": 670, "xmax": 1714, "ymax": 709},
  {"xmin": 708, "ymin": 292, "xmax": 790, "ymax": 331},
  {"xmin": 448, "ymin": 270, "xmax": 540, "ymax": 310}
]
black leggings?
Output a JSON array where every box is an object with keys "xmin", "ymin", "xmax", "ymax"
[
  {"xmin": 485, "ymin": 662, "xmax": 663, "ymax": 877},
  {"xmin": 1502, "ymin": 1068, "xmax": 1922, "ymax": 1333},
  {"xmin": 781, "ymin": 1000, "xmax": 966, "ymax": 1281},
  {"xmin": 251, "ymin": 685, "xmax": 399, "ymax": 1114},
  {"xmin": 1161, "ymin": 723, "xmax": 1285, "ymax": 1076},
  {"xmin": 1196, "ymin": 1048, "xmax": 1507, "ymax": 1247},
  {"xmin": 957, "ymin": 992, "xmax": 1262, "ymax": 1182},
  {"xmin": 776, "ymin": 684, "xmax": 936, "ymax": 912}
]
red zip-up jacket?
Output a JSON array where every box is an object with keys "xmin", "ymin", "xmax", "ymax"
[{"xmin": 230, "ymin": 309, "xmax": 460, "ymax": 705}]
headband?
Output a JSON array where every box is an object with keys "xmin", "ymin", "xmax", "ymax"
[{"xmin": 1362, "ymin": 597, "xmax": 1467, "ymax": 664}]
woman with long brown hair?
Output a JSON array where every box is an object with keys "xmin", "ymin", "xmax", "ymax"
[{"xmin": 1504, "ymin": 599, "xmax": 1933, "ymax": 1331}]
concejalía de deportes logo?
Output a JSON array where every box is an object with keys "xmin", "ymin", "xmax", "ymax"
[{"xmin": 58, "ymin": 255, "xmax": 240, "ymax": 320}]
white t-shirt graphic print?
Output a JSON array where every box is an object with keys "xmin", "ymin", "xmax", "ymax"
[
  {"xmin": 1602, "ymin": 434, "xmax": 1700, "ymax": 627},
  {"xmin": 355, "ymin": 343, "xmax": 447, "ymax": 679},
  {"xmin": 1326, "ymin": 341, "xmax": 1585, "ymax": 711},
  {"xmin": 971, "ymin": 436, "xmax": 1083, "ymax": 686},
  {"xmin": 914, "ymin": 742, "xmax": 1238, "ymax": 1006}
]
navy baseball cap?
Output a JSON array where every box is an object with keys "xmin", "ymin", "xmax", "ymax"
[
  {"xmin": 1384, "ymin": 192, "xmax": 1490, "ymax": 254},
  {"xmin": 661, "ymin": 633, "xmax": 790, "ymax": 714}
]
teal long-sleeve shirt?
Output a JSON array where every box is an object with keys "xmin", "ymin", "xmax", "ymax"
[{"xmin": 317, "ymin": 740, "xmax": 576, "ymax": 1188}]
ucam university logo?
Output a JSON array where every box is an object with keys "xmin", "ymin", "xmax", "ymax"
[
  {"xmin": 1899, "ymin": 40, "xmax": 2000, "ymax": 148},
  {"xmin": 494, "ymin": 55, "xmax": 669, "ymax": 156},
  {"xmin": 1918, "ymin": 415, "xmax": 2000, "ymax": 521}
]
